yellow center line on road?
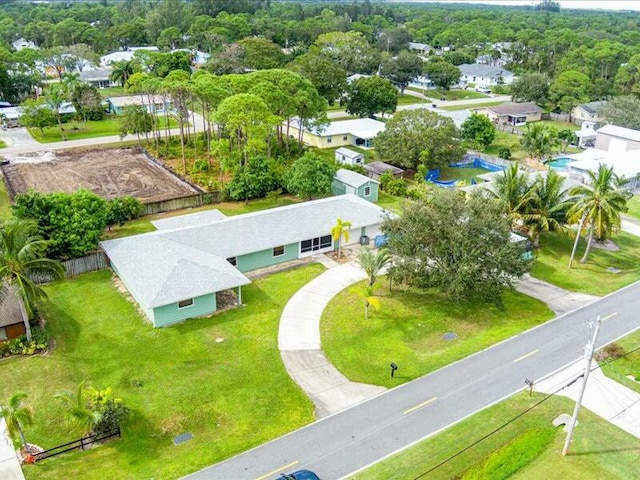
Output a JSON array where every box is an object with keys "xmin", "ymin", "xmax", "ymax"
[
  {"xmin": 403, "ymin": 397, "xmax": 437, "ymax": 415},
  {"xmin": 255, "ymin": 460, "xmax": 299, "ymax": 480},
  {"xmin": 513, "ymin": 349, "xmax": 539, "ymax": 363},
  {"xmin": 602, "ymin": 312, "xmax": 618, "ymax": 321}
]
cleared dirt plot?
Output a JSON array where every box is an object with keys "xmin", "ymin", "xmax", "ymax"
[{"xmin": 1, "ymin": 148, "xmax": 200, "ymax": 203}]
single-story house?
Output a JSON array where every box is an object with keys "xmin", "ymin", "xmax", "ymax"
[
  {"xmin": 457, "ymin": 64, "xmax": 515, "ymax": 87},
  {"xmin": 363, "ymin": 161, "xmax": 404, "ymax": 180},
  {"xmin": 335, "ymin": 147, "xmax": 364, "ymax": 166},
  {"xmin": 151, "ymin": 209, "xmax": 227, "ymax": 230},
  {"xmin": 288, "ymin": 118, "xmax": 385, "ymax": 149},
  {"xmin": 0, "ymin": 289, "xmax": 28, "ymax": 342},
  {"xmin": 12, "ymin": 38, "xmax": 38, "ymax": 51},
  {"xmin": 475, "ymin": 54, "xmax": 507, "ymax": 68},
  {"xmin": 101, "ymin": 195, "xmax": 389, "ymax": 327},
  {"xmin": 474, "ymin": 102, "xmax": 543, "ymax": 126},
  {"xmin": 100, "ymin": 46, "xmax": 159, "ymax": 67},
  {"xmin": 80, "ymin": 68, "xmax": 117, "ymax": 89},
  {"xmin": 107, "ymin": 95, "xmax": 171, "ymax": 115},
  {"xmin": 564, "ymin": 148, "xmax": 640, "ymax": 190},
  {"xmin": 595, "ymin": 124, "xmax": 640, "ymax": 153},
  {"xmin": 332, "ymin": 169, "xmax": 379, "ymax": 202},
  {"xmin": 408, "ymin": 42, "xmax": 431, "ymax": 54},
  {"xmin": 571, "ymin": 101, "xmax": 605, "ymax": 126}
]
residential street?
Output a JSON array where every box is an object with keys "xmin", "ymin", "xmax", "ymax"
[{"xmin": 185, "ymin": 281, "xmax": 640, "ymax": 480}]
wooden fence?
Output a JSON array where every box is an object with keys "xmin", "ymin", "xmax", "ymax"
[
  {"xmin": 32, "ymin": 428, "xmax": 121, "ymax": 462},
  {"xmin": 31, "ymin": 251, "xmax": 108, "ymax": 284},
  {"xmin": 142, "ymin": 192, "xmax": 221, "ymax": 216},
  {"xmin": 549, "ymin": 112, "xmax": 572, "ymax": 123},
  {"xmin": 495, "ymin": 123, "xmax": 523, "ymax": 135}
]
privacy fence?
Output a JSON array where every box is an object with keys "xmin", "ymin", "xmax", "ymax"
[{"xmin": 31, "ymin": 251, "xmax": 108, "ymax": 284}]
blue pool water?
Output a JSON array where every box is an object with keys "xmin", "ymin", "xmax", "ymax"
[{"xmin": 548, "ymin": 157, "xmax": 573, "ymax": 169}]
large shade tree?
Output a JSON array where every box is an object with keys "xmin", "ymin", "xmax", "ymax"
[{"xmin": 343, "ymin": 76, "xmax": 398, "ymax": 119}]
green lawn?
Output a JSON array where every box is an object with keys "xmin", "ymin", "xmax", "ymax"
[
  {"xmin": 531, "ymin": 231, "xmax": 640, "ymax": 296},
  {"xmin": 538, "ymin": 119, "xmax": 580, "ymax": 132},
  {"xmin": 600, "ymin": 330, "xmax": 640, "ymax": 395},
  {"xmin": 98, "ymin": 86, "xmax": 126, "ymax": 99},
  {"xmin": 376, "ymin": 191, "xmax": 405, "ymax": 214},
  {"xmin": 406, "ymin": 87, "xmax": 490, "ymax": 101},
  {"xmin": 29, "ymin": 116, "xmax": 178, "ymax": 143},
  {"xmin": 105, "ymin": 195, "xmax": 304, "ymax": 240},
  {"xmin": 625, "ymin": 195, "xmax": 640, "ymax": 221},
  {"xmin": 2, "ymin": 265, "xmax": 324, "ymax": 480},
  {"xmin": 321, "ymin": 281, "xmax": 553, "ymax": 388},
  {"xmin": 0, "ymin": 140, "xmax": 6, "ymax": 148},
  {"xmin": 484, "ymin": 130, "xmax": 528, "ymax": 161},
  {"xmin": 441, "ymin": 100, "xmax": 505, "ymax": 111},
  {"xmin": 0, "ymin": 176, "xmax": 10, "ymax": 220},
  {"xmin": 397, "ymin": 94, "xmax": 422, "ymax": 106},
  {"xmin": 356, "ymin": 392, "xmax": 640, "ymax": 480}
]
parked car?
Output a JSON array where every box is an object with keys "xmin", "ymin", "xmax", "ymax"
[
  {"xmin": 280, "ymin": 470, "xmax": 321, "ymax": 480},
  {"xmin": 475, "ymin": 86, "xmax": 491, "ymax": 94}
]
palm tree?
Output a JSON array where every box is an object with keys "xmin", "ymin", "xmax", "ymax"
[
  {"xmin": 0, "ymin": 392, "xmax": 34, "ymax": 449},
  {"xmin": 55, "ymin": 381, "xmax": 102, "ymax": 439},
  {"xmin": 489, "ymin": 163, "xmax": 529, "ymax": 224},
  {"xmin": 520, "ymin": 122, "xmax": 560, "ymax": 164},
  {"xmin": 357, "ymin": 247, "xmax": 390, "ymax": 286},
  {"xmin": 44, "ymin": 86, "xmax": 67, "ymax": 140},
  {"xmin": 110, "ymin": 60, "xmax": 135, "ymax": 88},
  {"xmin": 331, "ymin": 218, "xmax": 352, "ymax": 258},
  {"xmin": 567, "ymin": 165, "xmax": 629, "ymax": 266},
  {"xmin": 520, "ymin": 170, "xmax": 571, "ymax": 247},
  {"xmin": 352, "ymin": 284, "xmax": 381, "ymax": 320},
  {"xmin": 0, "ymin": 219, "xmax": 64, "ymax": 338}
]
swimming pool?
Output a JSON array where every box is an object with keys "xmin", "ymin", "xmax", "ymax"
[{"xmin": 548, "ymin": 157, "xmax": 573, "ymax": 169}]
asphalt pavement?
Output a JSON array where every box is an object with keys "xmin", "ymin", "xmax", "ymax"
[{"xmin": 184, "ymin": 281, "xmax": 640, "ymax": 480}]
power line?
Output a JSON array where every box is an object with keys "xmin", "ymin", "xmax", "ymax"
[{"xmin": 411, "ymin": 343, "xmax": 640, "ymax": 479}]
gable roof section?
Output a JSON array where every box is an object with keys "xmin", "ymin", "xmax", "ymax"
[
  {"xmin": 597, "ymin": 124, "xmax": 640, "ymax": 142},
  {"xmin": 335, "ymin": 147, "xmax": 362, "ymax": 159},
  {"xmin": 335, "ymin": 169, "xmax": 378, "ymax": 188},
  {"xmin": 458, "ymin": 63, "xmax": 513, "ymax": 77},
  {"xmin": 577, "ymin": 101, "xmax": 605, "ymax": 115},
  {"xmin": 291, "ymin": 118, "xmax": 385, "ymax": 138},
  {"xmin": 484, "ymin": 102, "xmax": 543, "ymax": 116},
  {"xmin": 80, "ymin": 68, "xmax": 112, "ymax": 82},
  {"xmin": 152, "ymin": 209, "xmax": 227, "ymax": 230},
  {"xmin": 363, "ymin": 161, "xmax": 404, "ymax": 176}
]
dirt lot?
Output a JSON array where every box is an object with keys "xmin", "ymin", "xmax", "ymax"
[{"xmin": 1, "ymin": 148, "xmax": 200, "ymax": 203}]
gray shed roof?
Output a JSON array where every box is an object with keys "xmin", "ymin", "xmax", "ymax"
[
  {"xmin": 334, "ymin": 169, "xmax": 378, "ymax": 189},
  {"xmin": 152, "ymin": 209, "xmax": 227, "ymax": 230},
  {"xmin": 102, "ymin": 195, "xmax": 389, "ymax": 309},
  {"xmin": 483, "ymin": 102, "xmax": 543, "ymax": 116},
  {"xmin": 363, "ymin": 161, "xmax": 404, "ymax": 176},
  {"xmin": 335, "ymin": 147, "xmax": 363, "ymax": 159},
  {"xmin": 0, "ymin": 288, "xmax": 26, "ymax": 328}
]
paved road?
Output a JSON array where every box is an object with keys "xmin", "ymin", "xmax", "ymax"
[{"xmin": 185, "ymin": 282, "xmax": 640, "ymax": 480}]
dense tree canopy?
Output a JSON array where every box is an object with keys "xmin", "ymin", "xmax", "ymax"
[
  {"xmin": 284, "ymin": 152, "xmax": 336, "ymax": 200},
  {"xmin": 343, "ymin": 76, "xmax": 398, "ymax": 118}
]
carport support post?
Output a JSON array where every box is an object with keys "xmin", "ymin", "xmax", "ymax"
[
  {"xmin": 562, "ymin": 315, "xmax": 602, "ymax": 456},
  {"xmin": 237, "ymin": 286, "xmax": 242, "ymax": 306}
]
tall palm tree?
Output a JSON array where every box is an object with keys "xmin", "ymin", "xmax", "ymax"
[
  {"xmin": 520, "ymin": 122, "xmax": 560, "ymax": 164},
  {"xmin": 110, "ymin": 60, "xmax": 135, "ymax": 88},
  {"xmin": 55, "ymin": 381, "xmax": 102, "ymax": 439},
  {"xmin": 0, "ymin": 219, "xmax": 65, "ymax": 333},
  {"xmin": 567, "ymin": 165, "xmax": 629, "ymax": 266},
  {"xmin": 357, "ymin": 247, "xmax": 390, "ymax": 286},
  {"xmin": 520, "ymin": 170, "xmax": 571, "ymax": 247},
  {"xmin": 331, "ymin": 218, "xmax": 352, "ymax": 259},
  {"xmin": 0, "ymin": 392, "xmax": 34, "ymax": 449},
  {"xmin": 489, "ymin": 163, "xmax": 529, "ymax": 224},
  {"xmin": 44, "ymin": 86, "xmax": 67, "ymax": 140}
]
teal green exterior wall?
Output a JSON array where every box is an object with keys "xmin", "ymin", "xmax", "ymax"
[
  {"xmin": 152, "ymin": 292, "xmax": 217, "ymax": 327},
  {"xmin": 357, "ymin": 181, "xmax": 379, "ymax": 202},
  {"xmin": 331, "ymin": 179, "xmax": 347, "ymax": 196},
  {"xmin": 235, "ymin": 242, "xmax": 299, "ymax": 273}
]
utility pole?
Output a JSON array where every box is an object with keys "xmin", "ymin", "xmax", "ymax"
[{"xmin": 562, "ymin": 315, "xmax": 602, "ymax": 456}]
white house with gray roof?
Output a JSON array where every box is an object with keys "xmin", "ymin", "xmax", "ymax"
[
  {"xmin": 101, "ymin": 195, "xmax": 388, "ymax": 327},
  {"xmin": 457, "ymin": 64, "xmax": 514, "ymax": 87}
]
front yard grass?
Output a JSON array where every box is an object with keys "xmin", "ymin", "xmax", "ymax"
[
  {"xmin": 0, "ymin": 176, "xmax": 10, "ymax": 220},
  {"xmin": 531, "ymin": 231, "xmax": 640, "ymax": 296},
  {"xmin": 356, "ymin": 392, "xmax": 640, "ymax": 480},
  {"xmin": 1, "ymin": 265, "xmax": 323, "ymax": 480},
  {"xmin": 600, "ymin": 329, "xmax": 640, "ymax": 395},
  {"xmin": 321, "ymin": 280, "xmax": 553, "ymax": 388},
  {"xmin": 440, "ymin": 100, "xmax": 504, "ymax": 111},
  {"xmin": 407, "ymin": 87, "xmax": 490, "ymax": 101},
  {"xmin": 624, "ymin": 195, "xmax": 640, "ymax": 221}
]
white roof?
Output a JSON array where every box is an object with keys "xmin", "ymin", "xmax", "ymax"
[
  {"xmin": 102, "ymin": 195, "xmax": 389, "ymax": 308},
  {"xmin": 294, "ymin": 118, "xmax": 385, "ymax": 139},
  {"xmin": 334, "ymin": 169, "xmax": 378, "ymax": 188},
  {"xmin": 347, "ymin": 74, "xmax": 371, "ymax": 84},
  {"xmin": 597, "ymin": 124, "xmax": 640, "ymax": 143},
  {"xmin": 569, "ymin": 152, "xmax": 640, "ymax": 179},
  {"xmin": 565, "ymin": 148, "xmax": 608, "ymax": 162},
  {"xmin": 101, "ymin": 51, "xmax": 135, "ymax": 66},
  {"xmin": 152, "ymin": 209, "xmax": 227, "ymax": 230},
  {"xmin": 108, "ymin": 95, "xmax": 168, "ymax": 107},
  {"xmin": 335, "ymin": 147, "xmax": 363, "ymax": 158}
]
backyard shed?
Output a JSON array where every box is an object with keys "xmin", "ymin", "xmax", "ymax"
[
  {"xmin": 335, "ymin": 147, "xmax": 364, "ymax": 166},
  {"xmin": 0, "ymin": 289, "xmax": 28, "ymax": 342},
  {"xmin": 332, "ymin": 169, "xmax": 379, "ymax": 202},
  {"xmin": 362, "ymin": 161, "xmax": 405, "ymax": 180}
]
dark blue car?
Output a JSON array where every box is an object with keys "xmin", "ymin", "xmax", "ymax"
[{"xmin": 280, "ymin": 470, "xmax": 321, "ymax": 480}]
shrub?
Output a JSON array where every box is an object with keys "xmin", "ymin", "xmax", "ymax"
[
  {"xmin": 190, "ymin": 159, "xmax": 209, "ymax": 174},
  {"xmin": 379, "ymin": 172, "xmax": 408, "ymax": 197},
  {"xmin": 462, "ymin": 427, "xmax": 555, "ymax": 480},
  {"xmin": 93, "ymin": 400, "xmax": 130, "ymax": 436},
  {"xmin": 0, "ymin": 328, "xmax": 49, "ymax": 357},
  {"xmin": 497, "ymin": 146, "xmax": 512, "ymax": 160},
  {"xmin": 106, "ymin": 196, "xmax": 144, "ymax": 230},
  {"xmin": 491, "ymin": 84, "xmax": 511, "ymax": 95},
  {"xmin": 595, "ymin": 342, "xmax": 625, "ymax": 362}
]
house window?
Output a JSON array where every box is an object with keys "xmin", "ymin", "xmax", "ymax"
[
  {"xmin": 273, "ymin": 245, "xmax": 285, "ymax": 257},
  {"xmin": 0, "ymin": 327, "xmax": 7, "ymax": 341},
  {"xmin": 364, "ymin": 186, "xmax": 371, "ymax": 196},
  {"xmin": 301, "ymin": 235, "xmax": 333, "ymax": 254},
  {"xmin": 178, "ymin": 298, "xmax": 194, "ymax": 309},
  {"xmin": 327, "ymin": 137, "xmax": 332, "ymax": 144},
  {"xmin": 226, "ymin": 257, "xmax": 237, "ymax": 266},
  {"xmin": 343, "ymin": 135, "xmax": 348, "ymax": 141}
]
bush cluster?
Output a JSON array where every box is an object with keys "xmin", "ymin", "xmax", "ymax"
[{"xmin": 0, "ymin": 328, "xmax": 48, "ymax": 358}]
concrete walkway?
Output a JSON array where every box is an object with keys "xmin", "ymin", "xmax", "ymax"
[
  {"xmin": 516, "ymin": 274, "xmax": 599, "ymax": 316},
  {"xmin": 278, "ymin": 262, "xmax": 385, "ymax": 418},
  {"xmin": 622, "ymin": 216, "xmax": 640, "ymax": 238},
  {"xmin": 0, "ymin": 419, "xmax": 24, "ymax": 480},
  {"xmin": 535, "ymin": 359, "xmax": 640, "ymax": 439}
]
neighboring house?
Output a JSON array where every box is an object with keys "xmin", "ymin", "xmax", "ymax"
[
  {"xmin": 80, "ymin": 68, "xmax": 117, "ymax": 88},
  {"xmin": 595, "ymin": 124, "xmax": 640, "ymax": 153},
  {"xmin": 0, "ymin": 289, "xmax": 28, "ymax": 342},
  {"xmin": 101, "ymin": 195, "xmax": 388, "ymax": 327},
  {"xmin": 457, "ymin": 64, "xmax": 515, "ymax": 87},
  {"xmin": 362, "ymin": 161, "xmax": 405, "ymax": 180},
  {"xmin": 475, "ymin": 54, "xmax": 507, "ymax": 68},
  {"xmin": 100, "ymin": 46, "xmax": 159, "ymax": 67},
  {"xmin": 565, "ymin": 148, "xmax": 640, "ymax": 189},
  {"xmin": 474, "ymin": 102, "xmax": 543, "ymax": 126},
  {"xmin": 408, "ymin": 42, "xmax": 431, "ymax": 54},
  {"xmin": 571, "ymin": 101, "xmax": 606, "ymax": 126},
  {"xmin": 346, "ymin": 73, "xmax": 372, "ymax": 84},
  {"xmin": 335, "ymin": 147, "xmax": 364, "ymax": 166},
  {"xmin": 288, "ymin": 118, "xmax": 385, "ymax": 149},
  {"xmin": 151, "ymin": 209, "xmax": 227, "ymax": 230},
  {"xmin": 332, "ymin": 169, "xmax": 379, "ymax": 202},
  {"xmin": 107, "ymin": 95, "xmax": 171, "ymax": 115},
  {"xmin": 12, "ymin": 37, "xmax": 38, "ymax": 51}
]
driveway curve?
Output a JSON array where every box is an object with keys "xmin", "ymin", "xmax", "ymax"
[{"xmin": 278, "ymin": 261, "xmax": 386, "ymax": 418}]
